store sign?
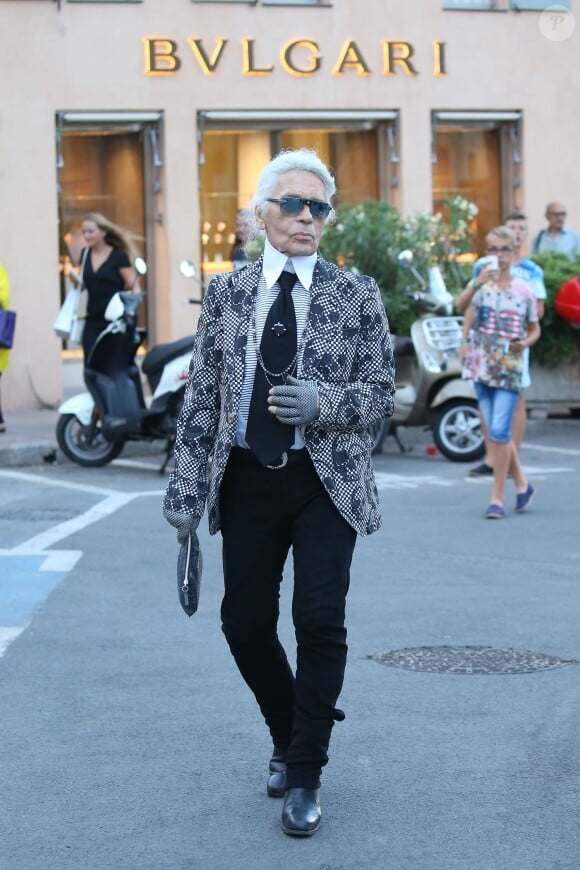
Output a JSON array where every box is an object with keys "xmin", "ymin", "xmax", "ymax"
[{"xmin": 143, "ymin": 38, "xmax": 447, "ymax": 77}]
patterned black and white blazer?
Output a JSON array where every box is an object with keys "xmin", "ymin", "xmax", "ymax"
[{"xmin": 163, "ymin": 253, "xmax": 395, "ymax": 536}]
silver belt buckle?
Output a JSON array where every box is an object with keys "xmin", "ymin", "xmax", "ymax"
[{"xmin": 266, "ymin": 451, "xmax": 288, "ymax": 470}]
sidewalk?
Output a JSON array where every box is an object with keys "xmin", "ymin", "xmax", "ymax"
[
  {"xmin": 0, "ymin": 407, "xmax": 169, "ymax": 468},
  {"xmin": 1, "ymin": 405, "xmax": 576, "ymax": 470},
  {"xmin": 0, "ymin": 409, "xmax": 61, "ymax": 468}
]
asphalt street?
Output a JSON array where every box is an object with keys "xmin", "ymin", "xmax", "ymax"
[{"xmin": 0, "ymin": 420, "xmax": 578, "ymax": 869}]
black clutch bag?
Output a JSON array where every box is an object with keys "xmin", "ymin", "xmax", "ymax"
[{"xmin": 177, "ymin": 530, "xmax": 202, "ymax": 617}]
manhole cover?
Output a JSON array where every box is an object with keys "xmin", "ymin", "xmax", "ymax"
[{"xmin": 366, "ymin": 645, "xmax": 579, "ymax": 675}]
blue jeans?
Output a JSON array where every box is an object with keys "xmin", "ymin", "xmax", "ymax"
[{"xmin": 474, "ymin": 383, "xmax": 520, "ymax": 443}]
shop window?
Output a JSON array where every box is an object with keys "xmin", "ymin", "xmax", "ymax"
[
  {"xmin": 443, "ymin": 1, "xmax": 569, "ymax": 8},
  {"xmin": 55, "ymin": 112, "xmax": 163, "ymax": 345},
  {"xmin": 66, "ymin": 1, "xmax": 142, "ymax": 5},
  {"xmin": 432, "ymin": 111, "xmax": 522, "ymax": 254},
  {"xmin": 190, "ymin": 1, "xmax": 331, "ymax": 6},
  {"xmin": 197, "ymin": 110, "xmax": 398, "ymax": 278},
  {"xmin": 443, "ymin": 1, "xmax": 505, "ymax": 9},
  {"xmin": 511, "ymin": 1, "xmax": 569, "ymax": 8}
]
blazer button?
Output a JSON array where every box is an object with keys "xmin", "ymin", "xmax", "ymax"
[{"xmin": 227, "ymin": 412, "xmax": 236, "ymax": 424}]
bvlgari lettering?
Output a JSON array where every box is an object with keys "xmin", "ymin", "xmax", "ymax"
[
  {"xmin": 143, "ymin": 37, "xmax": 448, "ymax": 78},
  {"xmin": 144, "ymin": 39, "xmax": 182, "ymax": 75},
  {"xmin": 187, "ymin": 38, "xmax": 228, "ymax": 75}
]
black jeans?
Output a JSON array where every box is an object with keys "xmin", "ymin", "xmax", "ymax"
[{"xmin": 219, "ymin": 447, "xmax": 357, "ymax": 790}]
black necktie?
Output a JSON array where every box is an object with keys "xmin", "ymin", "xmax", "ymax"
[{"xmin": 246, "ymin": 271, "xmax": 298, "ymax": 465}]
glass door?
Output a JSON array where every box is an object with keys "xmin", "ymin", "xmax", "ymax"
[
  {"xmin": 55, "ymin": 113, "xmax": 161, "ymax": 344},
  {"xmin": 432, "ymin": 112, "xmax": 522, "ymax": 254}
]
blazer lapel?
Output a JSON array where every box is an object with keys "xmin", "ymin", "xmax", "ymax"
[
  {"xmin": 223, "ymin": 257, "xmax": 263, "ymax": 397},
  {"xmin": 301, "ymin": 257, "xmax": 353, "ymax": 357}
]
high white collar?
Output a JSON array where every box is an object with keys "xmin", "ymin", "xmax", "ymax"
[{"xmin": 262, "ymin": 238, "xmax": 317, "ymax": 291}]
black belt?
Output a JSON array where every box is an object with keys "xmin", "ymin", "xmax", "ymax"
[{"xmin": 229, "ymin": 446, "xmax": 309, "ymax": 470}]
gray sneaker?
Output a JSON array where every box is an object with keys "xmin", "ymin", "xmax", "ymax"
[{"xmin": 469, "ymin": 462, "xmax": 493, "ymax": 478}]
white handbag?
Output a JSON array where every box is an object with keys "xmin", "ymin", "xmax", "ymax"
[
  {"xmin": 54, "ymin": 249, "xmax": 89, "ymax": 341},
  {"xmin": 69, "ymin": 311, "xmax": 86, "ymax": 345}
]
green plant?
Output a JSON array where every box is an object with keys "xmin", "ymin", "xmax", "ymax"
[
  {"xmin": 320, "ymin": 197, "xmax": 477, "ymax": 334},
  {"xmin": 530, "ymin": 252, "xmax": 580, "ymax": 367},
  {"xmin": 246, "ymin": 201, "xmax": 579, "ymax": 367},
  {"xmin": 319, "ymin": 201, "xmax": 410, "ymax": 331}
]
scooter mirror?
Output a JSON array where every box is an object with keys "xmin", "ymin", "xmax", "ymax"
[
  {"xmin": 135, "ymin": 257, "xmax": 148, "ymax": 276},
  {"xmin": 179, "ymin": 259, "xmax": 197, "ymax": 280},
  {"xmin": 397, "ymin": 250, "xmax": 414, "ymax": 268}
]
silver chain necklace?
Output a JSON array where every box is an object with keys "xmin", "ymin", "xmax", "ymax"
[{"xmin": 251, "ymin": 288, "xmax": 309, "ymax": 386}]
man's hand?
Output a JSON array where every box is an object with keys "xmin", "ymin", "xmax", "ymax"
[
  {"xmin": 268, "ymin": 376, "xmax": 319, "ymax": 426},
  {"xmin": 163, "ymin": 507, "xmax": 200, "ymax": 545}
]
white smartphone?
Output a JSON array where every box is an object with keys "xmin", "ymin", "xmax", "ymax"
[{"xmin": 480, "ymin": 254, "xmax": 498, "ymax": 270}]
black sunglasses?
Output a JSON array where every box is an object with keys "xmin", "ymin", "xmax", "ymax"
[{"xmin": 266, "ymin": 197, "xmax": 332, "ymax": 220}]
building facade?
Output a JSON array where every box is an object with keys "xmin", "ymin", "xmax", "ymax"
[{"xmin": 0, "ymin": 0, "xmax": 578, "ymax": 409}]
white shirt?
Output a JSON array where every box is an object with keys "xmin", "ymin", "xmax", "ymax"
[{"xmin": 236, "ymin": 238, "xmax": 317, "ymax": 450}]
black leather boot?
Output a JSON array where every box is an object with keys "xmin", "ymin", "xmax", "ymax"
[
  {"xmin": 281, "ymin": 788, "xmax": 321, "ymax": 836},
  {"xmin": 267, "ymin": 745, "xmax": 287, "ymax": 798}
]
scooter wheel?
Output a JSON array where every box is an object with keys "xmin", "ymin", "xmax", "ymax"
[
  {"xmin": 432, "ymin": 399, "xmax": 485, "ymax": 463},
  {"xmin": 56, "ymin": 414, "xmax": 125, "ymax": 467}
]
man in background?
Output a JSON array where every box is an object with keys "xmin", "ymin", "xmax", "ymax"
[{"xmin": 532, "ymin": 202, "xmax": 580, "ymax": 260}]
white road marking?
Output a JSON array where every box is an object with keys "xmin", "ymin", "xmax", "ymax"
[
  {"xmin": 0, "ymin": 469, "xmax": 116, "ymax": 496},
  {"xmin": 10, "ymin": 490, "xmax": 164, "ymax": 554},
  {"xmin": 0, "ymin": 469, "xmax": 164, "ymax": 554},
  {"xmin": 520, "ymin": 442, "xmax": 580, "ymax": 457},
  {"xmin": 112, "ymin": 458, "xmax": 171, "ymax": 472},
  {"xmin": 0, "ymin": 549, "xmax": 83, "ymax": 571},
  {"xmin": 11, "ymin": 492, "xmax": 137, "ymax": 553},
  {"xmin": 374, "ymin": 473, "xmax": 453, "ymax": 489},
  {"xmin": 519, "ymin": 465, "xmax": 574, "ymax": 474},
  {"xmin": 464, "ymin": 466, "xmax": 574, "ymax": 482},
  {"xmin": 0, "ymin": 627, "xmax": 22, "ymax": 657},
  {"xmin": 375, "ymin": 465, "xmax": 574, "ymax": 491},
  {"xmin": 39, "ymin": 551, "xmax": 83, "ymax": 572},
  {"xmin": 0, "ymin": 472, "xmax": 165, "ymax": 658}
]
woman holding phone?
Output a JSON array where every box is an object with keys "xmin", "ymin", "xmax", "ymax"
[{"xmin": 459, "ymin": 226, "xmax": 540, "ymax": 519}]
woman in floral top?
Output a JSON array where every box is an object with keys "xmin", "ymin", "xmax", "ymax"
[{"xmin": 460, "ymin": 226, "xmax": 540, "ymax": 519}]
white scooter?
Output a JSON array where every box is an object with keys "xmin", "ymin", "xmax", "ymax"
[{"xmin": 57, "ymin": 261, "xmax": 201, "ymax": 471}]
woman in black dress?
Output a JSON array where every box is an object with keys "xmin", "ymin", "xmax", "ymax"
[{"xmin": 77, "ymin": 212, "xmax": 141, "ymax": 361}]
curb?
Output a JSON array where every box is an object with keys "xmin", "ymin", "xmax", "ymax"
[
  {"xmin": 0, "ymin": 442, "xmax": 59, "ymax": 468},
  {"xmin": 0, "ymin": 416, "xmax": 576, "ymax": 469}
]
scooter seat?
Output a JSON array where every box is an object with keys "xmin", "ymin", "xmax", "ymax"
[
  {"xmin": 142, "ymin": 335, "xmax": 195, "ymax": 376},
  {"xmin": 392, "ymin": 335, "xmax": 415, "ymax": 358}
]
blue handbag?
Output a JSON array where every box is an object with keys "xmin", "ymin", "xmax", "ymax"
[{"xmin": 0, "ymin": 308, "xmax": 16, "ymax": 349}]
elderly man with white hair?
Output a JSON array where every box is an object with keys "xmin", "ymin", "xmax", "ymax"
[{"xmin": 164, "ymin": 148, "xmax": 394, "ymax": 837}]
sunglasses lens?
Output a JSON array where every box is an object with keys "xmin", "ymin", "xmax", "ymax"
[
  {"xmin": 310, "ymin": 201, "xmax": 331, "ymax": 219},
  {"xmin": 278, "ymin": 198, "xmax": 331, "ymax": 219},
  {"xmin": 279, "ymin": 197, "xmax": 305, "ymax": 215}
]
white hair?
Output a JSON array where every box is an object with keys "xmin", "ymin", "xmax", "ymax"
[{"xmin": 253, "ymin": 148, "xmax": 336, "ymax": 210}]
